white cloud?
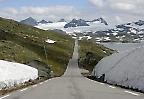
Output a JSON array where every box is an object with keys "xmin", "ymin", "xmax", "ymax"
[
  {"xmin": 89, "ymin": 0, "xmax": 107, "ymax": 7},
  {"xmin": 0, "ymin": 6, "xmax": 80, "ymax": 21},
  {"xmin": 88, "ymin": 0, "xmax": 144, "ymax": 24},
  {"xmin": 115, "ymin": 16, "xmax": 123, "ymax": 23},
  {"xmin": 2, "ymin": 8, "xmax": 18, "ymax": 14},
  {"xmin": 0, "ymin": 0, "xmax": 144, "ymax": 25},
  {"xmin": 112, "ymin": 3, "xmax": 136, "ymax": 11},
  {"xmin": 19, "ymin": 6, "xmax": 77, "ymax": 15},
  {"xmin": 88, "ymin": 0, "xmax": 144, "ymax": 13}
]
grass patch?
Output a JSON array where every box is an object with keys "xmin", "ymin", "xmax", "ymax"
[
  {"xmin": 0, "ymin": 17, "xmax": 75, "ymax": 77},
  {"xmin": 78, "ymin": 39, "xmax": 114, "ymax": 73}
]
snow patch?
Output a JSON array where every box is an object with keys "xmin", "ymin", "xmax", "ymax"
[
  {"xmin": 72, "ymin": 37, "xmax": 77, "ymax": 39},
  {"xmin": 0, "ymin": 60, "xmax": 38, "ymax": 89},
  {"xmin": 95, "ymin": 37, "xmax": 102, "ymax": 42},
  {"xmin": 103, "ymin": 37, "xmax": 111, "ymax": 41},
  {"xmin": 46, "ymin": 39, "xmax": 56, "ymax": 44},
  {"xmin": 78, "ymin": 36, "xmax": 92, "ymax": 40},
  {"xmin": 112, "ymin": 32, "xmax": 118, "ymax": 36}
]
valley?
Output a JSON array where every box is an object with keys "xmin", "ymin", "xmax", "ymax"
[
  {"xmin": 0, "ymin": 17, "xmax": 112, "ymax": 96},
  {"xmin": 1, "ymin": 0, "xmax": 144, "ymax": 99}
]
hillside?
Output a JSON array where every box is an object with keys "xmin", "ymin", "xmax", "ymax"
[
  {"xmin": 78, "ymin": 39, "xmax": 114, "ymax": 73},
  {"xmin": 77, "ymin": 20, "xmax": 144, "ymax": 43},
  {"xmin": 0, "ymin": 17, "xmax": 75, "ymax": 77}
]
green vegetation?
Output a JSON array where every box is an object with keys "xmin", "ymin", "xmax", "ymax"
[
  {"xmin": 0, "ymin": 17, "xmax": 75, "ymax": 77},
  {"xmin": 78, "ymin": 39, "xmax": 114, "ymax": 73}
]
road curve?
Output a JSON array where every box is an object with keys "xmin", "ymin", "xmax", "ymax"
[{"xmin": 2, "ymin": 40, "xmax": 144, "ymax": 99}]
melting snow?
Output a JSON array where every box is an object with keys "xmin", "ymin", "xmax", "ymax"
[
  {"xmin": 0, "ymin": 60, "xmax": 38, "ymax": 89},
  {"xmin": 87, "ymin": 36, "xmax": 92, "ymax": 40},
  {"xmin": 112, "ymin": 32, "xmax": 118, "ymax": 36},
  {"xmin": 46, "ymin": 39, "xmax": 56, "ymax": 44},
  {"xmin": 104, "ymin": 37, "xmax": 111, "ymax": 41},
  {"xmin": 78, "ymin": 36, "xmax": 92, "ymax": 40}
]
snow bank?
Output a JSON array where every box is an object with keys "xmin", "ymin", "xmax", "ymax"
[
  {"xmin": 92, "ymin": 47, "xmax": 144, "ymax": 91},
  {"xmin": 0, "ymin": 60, "xmax": 38, "ymax": 89},
  {"xmin": 46, "ymin": 39, "xmax": 56, "ymax": 44}
]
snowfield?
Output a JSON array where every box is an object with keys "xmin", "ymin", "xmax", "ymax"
[
  {"xmin": 92, "ymin": 46, "xmax": 144, "ymax": 91},
  {"xmin": 0, "ymin": 60, "xmax": 38, "ymax": 89},
  {"xmin": 35, "ymin": 22, "xmax": 67, "ymax": 30},
  {"xmin": 61, "ymin": 24, "xmax": 110, "ymax": 34},
  {"xmin": 35, "ymin": 21, "xmax": 111, "ymax": 34}
]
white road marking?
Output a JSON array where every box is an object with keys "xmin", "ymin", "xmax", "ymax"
[
  {"xmin": 20, "ymin": 88, "xmax": 28, "ymax": 92},
  {"xmin": 0, "ymin": 95, "xmax": 10, "ymax": 99},
  {"xmin": 124, "ymin": 90, "xmax": 140, "ymax": 96},
  {"xmin": 109, "ymin": 86, "xmax": 116, "ymax": 89},
  {"xmin": 40, "ymin": 82, "xmax": 43, "ymax": 85}
]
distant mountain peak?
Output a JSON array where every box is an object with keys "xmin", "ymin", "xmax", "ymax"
[
  {"xmin": 85, "ymin": 17, "xmax": 108, "ymax": 25},
  {"xmin": 93, "ymin": 17, "xmax": 108, "ymax": 25},
  {"xmin": 39, "ymin": 20, "xmax": 48, "ymax": 24},
  {"xmin": 27, "ymin": 17, "xmax": 34, "ymax": 20},
  {"xmin": 47, "ymin": 21, "xmax": 53, "ymax": 23},
  {"xmin": 58, "ymin": 19, "xmax": 66, "ymax": 22},
  {"xmin": 20, "ymin": 17, "xmax": 38, "ymax": 26},
  {"xmin": 64, "ymin": 19, "xmax": 89, "ymax": 28}
]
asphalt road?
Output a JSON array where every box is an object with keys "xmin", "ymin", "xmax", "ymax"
[{"xmin": 2, "ymin": 40, "xmax": 144, "ymax": 99}]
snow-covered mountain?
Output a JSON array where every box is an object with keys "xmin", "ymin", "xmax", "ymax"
[
  {"xmin": 20, "ymin": 17, "xmax": 38, "ymax": 26},
  {"xmin": 64, "ymin": 19, "xmax": 89, "ymax": 28},
  {"xmin": 94, "ymin": 20, "xmax": 144, "ymax": 42},
  {"xmin": 33, "ymin": 17, "xmax": 144, "ymax": 42},
  {"xmin": 86, "ymin": 17, "xmax": 108, "ymax": 25},
  {"xmin": 35, "ymin": 17, "xmax": 110, "ymax": 33},
  {"xmin": 111, "ymin": 20, "xmax": 144, "ymax": 35},
  {"xmin": 19, "ymin": 17, "xmax": 109, "ymax": 32},
  {"xmin": 0, "ymin": 60, "xmax": 38, "ymax": 89},
  {"xmin": 76, "ymin": 20, "xmax": 144, "ymax": 42},
  {"xmin": 64, "ymin": 18, "xmax": 108, "ymax": 28},
  {"xmin": 39, "ymin": 20, "xmax": 48, "ymax": 24}
]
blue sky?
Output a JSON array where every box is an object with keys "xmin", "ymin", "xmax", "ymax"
[
  {"xmin": 0, "ymin": 0, "xmax": 144, "ymax": 24},
  {"xmin": 0, "ymin": 0, "xmax": 92, "ymax": 9}
]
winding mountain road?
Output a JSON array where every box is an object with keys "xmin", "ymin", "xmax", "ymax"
[{"xmin": 2, "ymin": 40, "xmax": 144, "ymax": 99}]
